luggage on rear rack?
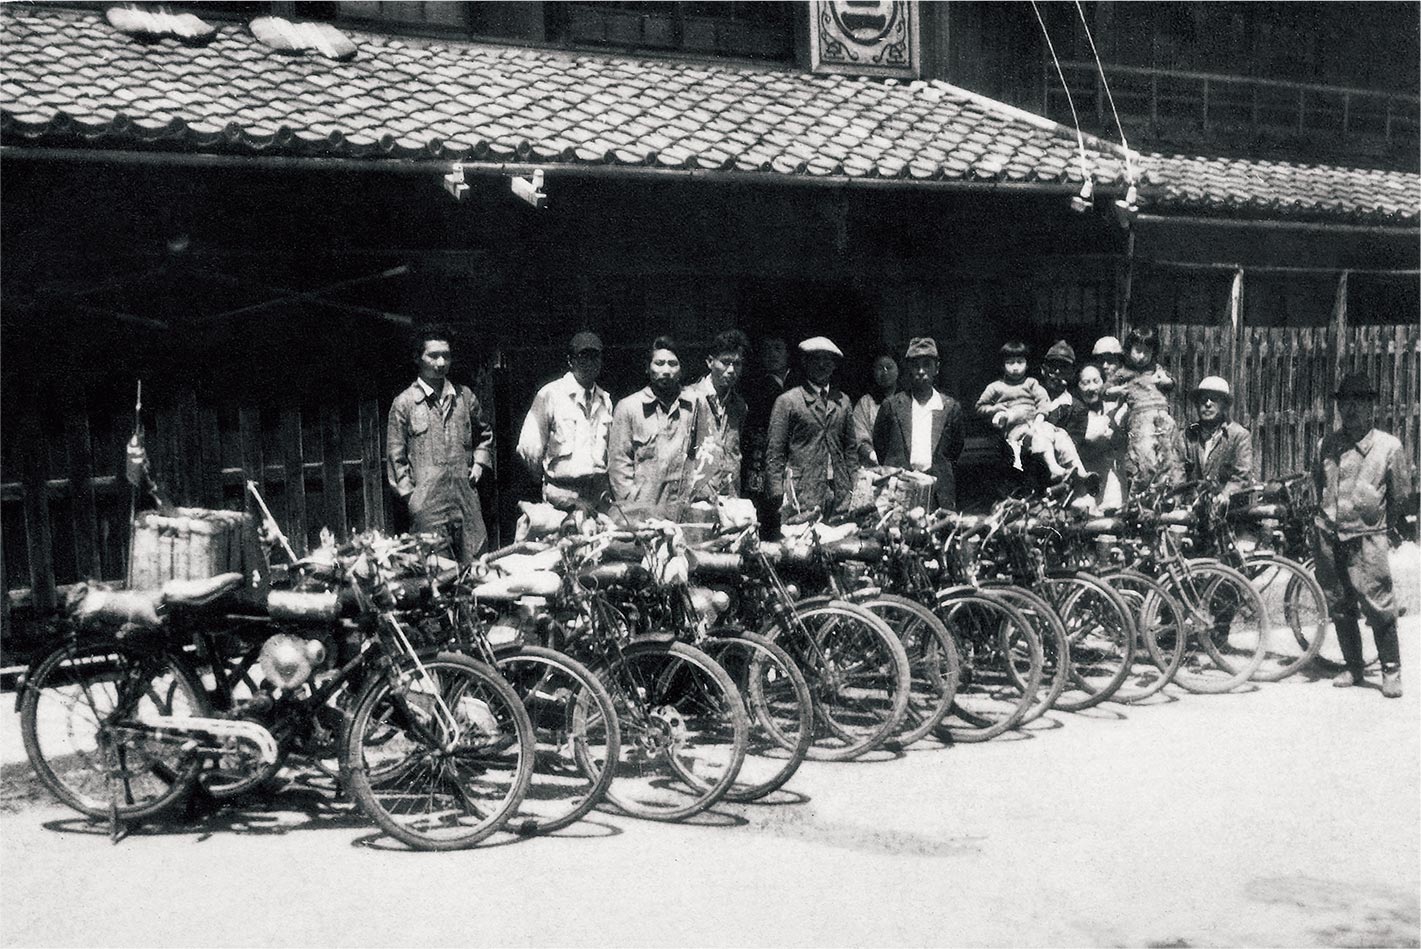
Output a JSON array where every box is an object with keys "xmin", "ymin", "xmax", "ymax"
[{"xmin": 128, "ymin": 507, "xmax": 263, "ymax": 591}]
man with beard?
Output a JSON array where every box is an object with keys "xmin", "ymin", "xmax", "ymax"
[
  {"xmin": 1182, "ymin": 376, "xmax": 1253, "ymax": 503},
  {"xmin": 766, "ymin": 337, "xmax": 857, "ymax": 518},
  {"xmin": 608, "ymin": 335, "xmax": 712, "ymax": 513},
  {"xmin": 871, "ymin": 337, "xmax": 965, "ymax": 510}
]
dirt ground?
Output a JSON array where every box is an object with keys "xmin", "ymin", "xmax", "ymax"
[{"xmin": 2, "ymin": 602, "xmax": 1418, "ymax": 948}]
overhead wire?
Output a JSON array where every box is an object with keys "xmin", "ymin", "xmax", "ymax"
[
  {"xmin": 1073, "ymin": 0, "xmax": 1136, "ymax": 183},
  {"xmin": 1029, "ymin": 0, "xmax": 1093, "ymax": 186}
]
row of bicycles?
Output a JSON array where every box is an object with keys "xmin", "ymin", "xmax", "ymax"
[{"xmin": 17, "ymin": 471, "xmax": 1336, "ymax": 850}]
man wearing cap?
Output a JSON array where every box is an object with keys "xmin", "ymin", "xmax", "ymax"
[
  {"xmin": 1092, "ymin": 336, "xmax": 1124, "ymax": 378},
  {"xmin": 1312, "ymin": 371, "xmax": 1411, "ymax": 698},
  {"xmin": 766, "ymin": 337, "xmax": 858, "ymax": 517},
  {"xmin": 387, "ymin": 324, "xmax": 494, "ymax": 563},
  {"xmin": 1040, "ymin": 340, "xmax": 1078, "ymax": 425},
  {"xmin": 516, "ymin": 330, "xmax": 614, "ymax": 512},
  {"xmin": 1183, "ymin": 376, "xmax": 1253, "ymax": 502},
  {"xmin": 608, "ymin": 335, "xmax": 712, "ymax": 514},
  {"xmin": 872, "ymin": 338, "xmax": 966, "ymax": 510}
]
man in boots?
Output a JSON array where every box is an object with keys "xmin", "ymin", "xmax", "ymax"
[{"xmin": 1313, "ymin": 371, "xmax": 1411, "ymax": 698}]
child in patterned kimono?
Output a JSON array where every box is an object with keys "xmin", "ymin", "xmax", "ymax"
[{"xmin": 1107, "ymin": 326, "xmax": 1185, "ymax": 490}]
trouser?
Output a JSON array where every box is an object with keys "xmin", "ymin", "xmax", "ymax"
[
  {"xmin": 543, "ymin": 474, "xmax": 610, "ymax": 514},
  {"xmin": 1313, "ymin": 529, "xmax": 1400, "ymax": 670}
]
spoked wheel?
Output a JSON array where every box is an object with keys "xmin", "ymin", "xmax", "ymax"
[
  {"xmin": 982, "ymin": 583, "xmax": 1070, "ymax": 725},
  {"xmin": 702, "ymin": 629, "xmax": 813, "ymax": 802},
  {"xmin": 598, "ymin": 641, "xmax": 747, "ymax": 822},
  {"xmin": 860, "ymin": 594, "xmax": 961, "ymax": 747},
  {"xmin": 21, "ymin": 639, "xmax": 207, "ymax": 821},
  {"xmin": 766, "ymin": 600, "xmax": 911, "ymax": 761},
  {"xmin": 341, "ymin": 654, "xmax": 535, "ymax": 851},
  {"xmin": 1039, "ymin": 571, "xmax": 1137, "ymax": 711},
  {"xmin": 1166, "ymin": 560, "xmax": 1271, "ymax": 694},
  {"xmin": 1099, "ymin": 569, "xmax": 1187, "ymax": 703},
  {"xmin": 932, "ymin": 591, "xmax": 1042, "ymax": 743},
  {"xmin": 494, "ymin": 645, "xmax": 620, "ymax": 836},
  {"xmin": 1236, "ymin": 555, "xmax": 1329, "ymax": 681}
]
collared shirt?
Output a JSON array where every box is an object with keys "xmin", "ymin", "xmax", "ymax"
[
  {"xmin": 607, "ymin": 386, "xmax": 711, "ymax": 507},
  {"xmin": 1313, "ymin": 427, "xmax": 1410, "ymax": 540},
  {"xmin": 688, "ymin": 375, "xmax": 746, "ymax": 497},
  {"xmin": 415, "ymin": 377, "xmax": 457, "ymax": 421},
  {"xmin": 516, "ymin": 372, "xmax": 613, "ymax": 482},
  {"xmin": 909, "ymin": 390, "xmax": 944, "ymax": 471},
  {"xmin": 1184, "ymin": 419, "xmax": 1254, "ymax": 498}
]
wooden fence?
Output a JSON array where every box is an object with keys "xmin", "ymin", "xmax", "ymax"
[{"xmin": 1159, "ymin": 322, "xmax": 1421, "ymax": 484}]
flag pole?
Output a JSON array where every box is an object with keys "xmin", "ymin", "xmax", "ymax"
[{"xmin": 124, "ymin": 380, "xmax": 142, "ymax": 587}]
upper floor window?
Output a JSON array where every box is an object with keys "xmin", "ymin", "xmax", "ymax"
[{"xmin": 546, "ymin": 2, "xmax": 796, "ymax": 62}]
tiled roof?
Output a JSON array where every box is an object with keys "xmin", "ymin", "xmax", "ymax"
[
  {"xmin": 1143, "ymin": 153, "xmax": 1419, "ymax": 226},
  {"xmin": 2, "ymin": 6, "xmax": 1417, "ymax": 225}
]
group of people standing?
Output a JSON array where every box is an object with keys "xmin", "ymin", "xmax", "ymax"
[{"xmin": 386, "ymin": 321, "xmax": 1411, "ymax": 698}]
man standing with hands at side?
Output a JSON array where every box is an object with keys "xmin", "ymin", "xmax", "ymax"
[
  {"xmin": 766, "ymin": 337, "xmax": 857, "ymax": 518},
  {"xmin": 516, "ymin": 331, "xmax": 613, "ymax": 512},
  {"xmin": 687, "ymin": 328, "xmax": 751, "ymax": 498},
  {"xmin": 386, "ymin": 324, "xmax": 494, "ymax": 563},
  {"xmin": 1182, "ymin": 376, "xmax": 1253, "ymax": 503},
  {"xmin": 872, "ymin": 337, "xmax": 966, "ymax": 511},
  {"xmin": 1313, "ymin": 371, "xmax": 1411, "ymax": 698}
]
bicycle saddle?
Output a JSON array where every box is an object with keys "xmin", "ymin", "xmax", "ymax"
[
  {"xmin": 163, "ymin": 572, "xmax": 245, "ymax": 608},
  {"xmin": 1158, "ymin": 510, "xmax": 1196, "ymax": 526},
  {"xmin": 1230, "ymin": 503, "xmax": 1284, "ymax": 521},
  {"xmin": 1078, "ymin": 517, "xmax": 1125, "ymax": 535}
]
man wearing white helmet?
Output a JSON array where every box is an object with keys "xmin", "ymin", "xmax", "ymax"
[
  {"xmin": 1092, "ymin": 336, "xmax": 1124, "ymax": 378},
  {"xmin": 1182, "ymin": 376, "xmax": 1253, "ymax": 501},
  {"xmin": 765, "ymin": 337, "xmax": 858, "ymax": 518}
]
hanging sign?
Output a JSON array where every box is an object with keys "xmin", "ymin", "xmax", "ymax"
[{"xmin": 808, "ymin": 0, "xmax": 919, "ymax": 78}]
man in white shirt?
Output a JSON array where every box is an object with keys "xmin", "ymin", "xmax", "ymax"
[
  {"xmin": 872, "ymin": 337, "xmax": 965, "ymax": 510},
  {"xmin": 516, "ymin": 331, "xmax": 614, "ymax": 512}
]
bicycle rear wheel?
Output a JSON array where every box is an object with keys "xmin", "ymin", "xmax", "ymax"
[
  {"xmin": 21, "ymin": 638, "xmax": 207, "ymax": 821},
  {"xmin": 933, "ymin": 591, "xmax": 1042, "ymax": 743},
  {"xmin": 1040, "ymin": 571, "xmax": 1136, "ymax": 711},
  {"xmin": 1099, "ymin": 569, "xmax": 1186, "ymax": 703},
  {"xmin": 703, "ymin": 629, "xmax": 812, "ymax": 802},
  {"xmin": 600, "ymin": 640, "xmax": 747, "ymax": 821},
  {"xmin": 1167, "ymin": 561, "xmax": 1270, "ymax": 693},
  {"xmin": 766, "ymin": 600, "xmax": 911, "ymax": 761},
  {"xmin": 982, "ymin": 583, "xmax": 1070, "ymax": 725},
  {"xmin": 495, "ymin": 644, "xmax": 619, "ymax": 835},
  {"xmin": 342, "ymin": 654, "xmax": 535, "ymax": 850},
  {"xmin": 1237, "ymin": 555, "xmax": 1328, "ymax": 681}
]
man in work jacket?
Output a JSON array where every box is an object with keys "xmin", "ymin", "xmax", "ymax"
[
  {"xmin": 608, "ymin": 334, "xmax": 712, "ymax": 516},
  {"xmin": 766, "ymin": 336, "xmax": 858, "ymax": 518},
  {"xmin": 516, "ymin": 330, "xmax": 614, "ymax": 512},
  {"xmin": 872, "ymin": 337, "xmax": 966, "ymax": 510},
  {"xmin": 386, "ymin": 325, "xmax": 494, "ymax": 563},
  {"xmin": 1182, "ymin": 376, "xmax": 1254, "ymax": 502},
  {"xmin": 686, "ymin": 328, "xmax": 751, "ymax": 498},
  {"xmin": 1313, "ymin": 371, "xmax": 1412, "ymax": 698}
]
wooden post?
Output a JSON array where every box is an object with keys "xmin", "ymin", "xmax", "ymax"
[
  {"xmin": 61, "ymin": 388, "xmax": 102, "ymax": 580},
  {"xmin": 279, "ymin": 407, "xmax": 307, "ymax": 556},
  {"xmin": 320, "ymin": 403, "xmax": 348, "ymax": 540},
  {"xmin": 1227, "ymin": 267, "xmax": 1244, "ymax": 393},
  {"xmin": 17, "ymin": 404, "xmax": 55, "ymax": 614},
  {"xmin": 358, "ymin": 397, "xmax": 386, "ymax": 533}
]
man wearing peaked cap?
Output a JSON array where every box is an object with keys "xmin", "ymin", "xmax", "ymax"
[
  {"xmin": 1092, "ymin": 335, "xmax": 1124, "ymax": 377},
  {"xmin": 765, "ymin": 335, "xmax": 857, "ymax": 520},
  {"xmin": 1312, "ymin": 370, "xmax": 1411, "ymax": 698},
  {"xmin": 516, "ymin": 330, "xmax": 613, "ymax": 512},
  {"xmin": 1183, "ymin": 375, "xmax": 1253, "ymax": 502},
  {"xmin": 873, "ymin": 337, "xmax": 966, "ymax": 509},
  {"xmin": 1040, "ymin": 340, "xmax": 1077, "ymax": 424}
]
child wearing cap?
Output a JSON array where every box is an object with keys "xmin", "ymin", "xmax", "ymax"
[{"xmin": 975, "ymin": 341, "xmax": 1093, "ymax": 485}]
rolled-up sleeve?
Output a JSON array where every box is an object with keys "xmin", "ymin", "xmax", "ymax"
[{"xmin": 516, "ymin": 388, "xmax": 550, "ymax": 476}]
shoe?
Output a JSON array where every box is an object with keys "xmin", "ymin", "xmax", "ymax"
[
  {"xmin": 1382, "ymin": 668, "xmax": 1403, "ymax": 698},
  {"xmin": 1332, "ymin": 668, "xmax": 1364, "ymax": 688}
]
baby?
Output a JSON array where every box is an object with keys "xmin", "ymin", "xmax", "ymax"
[{"xmin": 976, "ymin": 341, "xmax": 1091, "ymax": 483}]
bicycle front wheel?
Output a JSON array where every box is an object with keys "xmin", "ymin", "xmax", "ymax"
[
  {"xmin": 21, "ymin": 638, "xmax": 207, "ymax": 821},
  {"xmin": 342, "ymin": 654, "xmax": 535, "ymax": 851},
  {"xmin": 933, "ymin": 591, "xmax": 1042, "ymax": 743},
  {"xmin": 495, "ymin": 644, "xmax": 620, "ymax": 836},
  {"xmin": 1099, "ymin": 569, "xmax": 1186, "ymax": 703},
  {"xmin": 981, "ymin": 583, "xmax": 1070, "ymax": 725},
  {"xmin": 1040, "ymin": 571, "xmax": 1137, "ymax": 711},
  {"xmin": 767, "ymin": 600, "xmax": 911, "ymax": 761},
  {"xmin": 600, "ymin": 641, "xmax": 747, "ymax": 821}
]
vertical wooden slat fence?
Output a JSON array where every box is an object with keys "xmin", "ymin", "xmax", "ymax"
[
  {"xmin": 1160, "ymin": 321, "xmax": 1419, "ymax": 485},
  {"xmin": 1, "ymin": 388, "xmax": 394, "ymax": 622}
]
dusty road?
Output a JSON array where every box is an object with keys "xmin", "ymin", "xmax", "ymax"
[{"xmin": 2, "ymin": 620, "xmax": 1418, "ymax": 948}]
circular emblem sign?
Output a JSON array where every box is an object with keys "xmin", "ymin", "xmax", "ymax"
[{"xmin": 829, "ymin": 0, "xmax": 900, "ymax": 45}]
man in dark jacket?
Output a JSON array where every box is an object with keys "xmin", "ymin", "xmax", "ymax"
[
  {"xmin": 1182, "ymin": 376, "xmax": 1254, "ymax": 501},
  {"xmin": 766, "ymin": 337, "xmax": 857, "ymax": 517},
  {"xmin": 386, "ymin": 325, "xmax": 494, "ymax": 563},
  {"xmin": 872, "ymin": 337, "xmax": 966, "ymax": 510}
]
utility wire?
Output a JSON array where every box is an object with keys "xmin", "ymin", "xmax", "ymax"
[
  {"xmin": 1073, "ymin": 0, "xmax": 1136, "ymax": 182},
  {"xmin": 1030, "ymin": 0, "xmax": 1092, "ymax": 184}
]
